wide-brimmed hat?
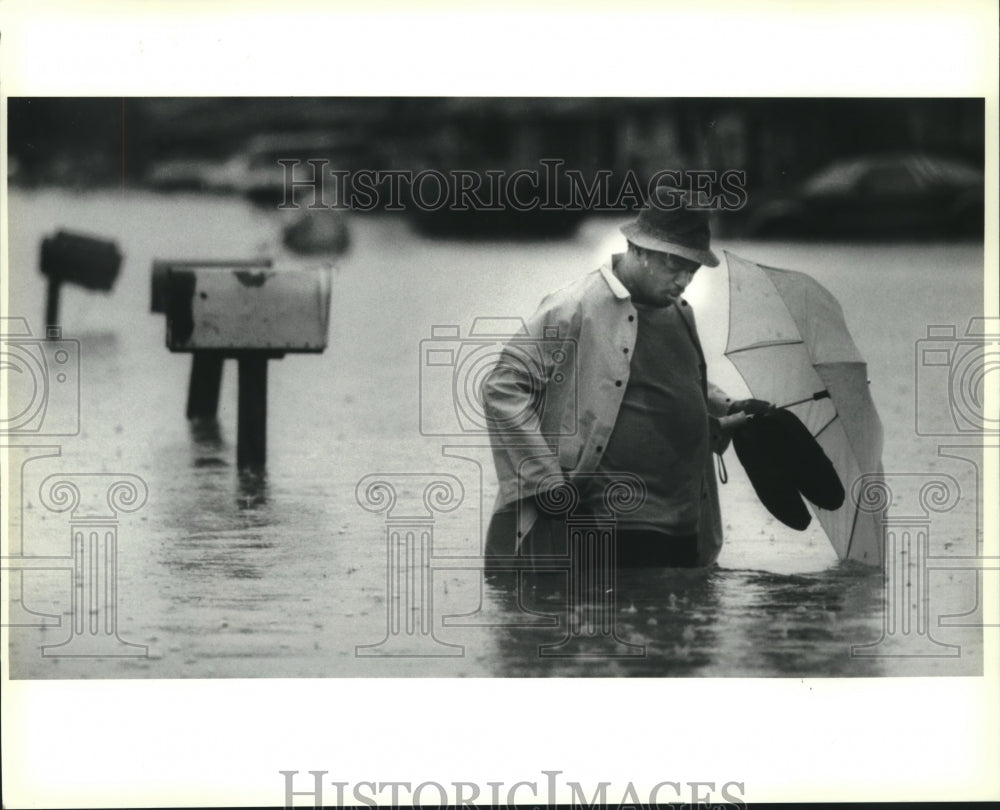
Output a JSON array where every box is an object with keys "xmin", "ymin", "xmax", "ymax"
[{"xmin": 620, "ymin": 187, "xmax": 720, "ymax": 267}]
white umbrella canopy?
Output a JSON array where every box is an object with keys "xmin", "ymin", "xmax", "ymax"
[{"xmin": 723, "ymin": 250, "xmax": 885, "ymax": 565}]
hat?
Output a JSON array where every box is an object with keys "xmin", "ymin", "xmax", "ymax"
[{"xmin": 620, "ymin": 187, "xmax": 720, "ymax": 267}]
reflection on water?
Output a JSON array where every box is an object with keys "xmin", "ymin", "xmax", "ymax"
[
  {"xmin": 189, "ymin": 417, "xmax": 224, "ymax": 450},
  {"xmin": 483, "ymin": 563, "xmax": 886, "ymax": 677},
  {"xmin": 148, "ymin": 420, "xmax": 276, "ymax": 588},
  {"xmin": 237, "ymin": 467, "xmax": 269, "ymax": 511}
]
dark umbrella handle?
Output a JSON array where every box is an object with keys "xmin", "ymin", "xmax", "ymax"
[{"xmin": 779, "ymin": 390, "xmax": 830, "ymax": 409}]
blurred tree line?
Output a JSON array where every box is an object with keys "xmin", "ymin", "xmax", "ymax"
[{"xmin": 7, "ymin": 96, "xmax": 983, "ymax": 200}]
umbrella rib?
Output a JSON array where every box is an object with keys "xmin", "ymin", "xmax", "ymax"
[
  {"xmin": 813, "ymin": 412, "xmax": 838, "ymax": 440},
  {"xmin": 725, "ymin": 339, "xmax": 804, "ymax": 356},
  {"xmin": 844, "ymin": 498, "xmax": 861, "ymax": 560}
]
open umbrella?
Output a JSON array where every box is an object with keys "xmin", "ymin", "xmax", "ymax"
[{"xmin": 723, "ymin": 250, "xmax": 884, "ymax": 565}]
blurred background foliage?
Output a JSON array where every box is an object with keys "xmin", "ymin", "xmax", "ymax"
[{"xmin": 6, "ymin": 97, "xmax": 984, "ymax": 237}]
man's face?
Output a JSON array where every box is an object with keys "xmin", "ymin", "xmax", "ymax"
[{"xmin": 627, "ymin": 250, "xmax": 701, "ymax": 307}]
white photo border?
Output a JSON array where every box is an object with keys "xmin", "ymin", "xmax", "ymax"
[{"xmin": 1, "ymin": 0, "xmax": 998, "ymax": 806}]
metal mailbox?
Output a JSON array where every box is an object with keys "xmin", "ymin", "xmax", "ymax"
[
  {"xmin": 164, "ymin": 263, "xmax": 333, "ymax": 352},
  {"xmin": 151, "ymin": 258, "xmax": 272, "ymax": 314}
]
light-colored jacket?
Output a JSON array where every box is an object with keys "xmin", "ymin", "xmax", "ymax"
[{"xmin": 482, "ymin": 259, "xmax": 733, "ymax": 566}]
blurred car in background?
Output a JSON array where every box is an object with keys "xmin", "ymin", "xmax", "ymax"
[
  {"xmin": 220, "ymin": 131, "xmax": 367, "ymax": 207},
  {"xmin": 145, "ymin": 156, "xmax": 224, "ymax": 192},
  {"xmin": 145, "ymin": 130, "xmax": 368, "ymax": 206},
  {"xmin": 747, "ymin": 154, "xmax": 984, "ymax": 239}
]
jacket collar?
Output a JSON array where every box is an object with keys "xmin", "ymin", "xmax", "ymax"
[
  {"xmin": 600, "ymin": 254, "xmax": 697, "ymax": 312},
  {"xmin": 599, "ymin": 255, "xmax": 632, "ymax": 300}
]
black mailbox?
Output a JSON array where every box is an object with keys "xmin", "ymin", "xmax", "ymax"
[{"xmin": 41, "ymin": 230, "xmax": 122, "ymax": 291}]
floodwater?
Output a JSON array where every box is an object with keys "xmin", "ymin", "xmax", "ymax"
[{"xmin": 3, "ymin": 187, "xmax": 986, "ymax": 678}]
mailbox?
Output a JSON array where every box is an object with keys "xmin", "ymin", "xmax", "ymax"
[
  {"xmin": 164, "ymin": 263, "xmax": 333, "ymax": 353},
  {"xmin": 151, "ymin": 258, "xmax": 272, "ymax": 314},
  {"xmin": 41, "ymin": 230, "xmax": 122, "ymax": 290}
]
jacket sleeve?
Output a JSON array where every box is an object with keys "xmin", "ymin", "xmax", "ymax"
[
  {"xmin": 683, "ymin": 302, "xmax": 733, "ymax": 419},
  {"xmin": 706, "ymin": 381, "xmax": 734, "ymax": 417},
  {"xmin": 481, "ymin": 294, "xmax": 575, "ymax": 504}
]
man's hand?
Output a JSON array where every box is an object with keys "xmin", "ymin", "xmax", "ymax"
[
  {"xmin": 710, "ymin": 415, "xmax": 735, "ymax": 454},
  {"xmin": 710, "ymin": 411, "xmax": 758, "ymax": 454},
  {"xmin": 728, "ymin": 398, "xmax": 776, "ymax": 416}
]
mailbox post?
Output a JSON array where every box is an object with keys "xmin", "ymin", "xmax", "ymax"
[
  {"xmin": 154, "ymin": 260, "xmax": 333, "ymax": 468},
  {"xmin": 236, "ymin": 354, "xmax": 269, "ymax": 467},
  {"xmin": 187, "ymin": 354, "xmax": 226, "ymax": 420},
  {"xmin": 151, "ymin": 259, "xmax": 273, "ymax": 420},
  {"xmin": 40, "ymin": 230, "xmax": 123, "ymax": 334}
]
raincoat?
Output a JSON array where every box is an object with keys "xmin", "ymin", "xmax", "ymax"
[{"xmin": 482, "ymin": 259, "xmax": 734, "ymax": 567}]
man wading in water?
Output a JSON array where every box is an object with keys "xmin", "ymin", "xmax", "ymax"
[{"xmin": 482, "ymin": 185, "xmax": 771, "ymax": 573}]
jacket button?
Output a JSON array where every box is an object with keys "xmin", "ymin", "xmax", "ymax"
[
  {"xmin": 623, "ymin": 347, "xmax": 629, "ymax": 354},
  {"xmin": 615, "ymin": 380, "xmax": 622, "ymax": 387},
  {"xmin": 628, "ymin": 315, "xmax": 635, "ymax": 322},
  {"xmin": 596, "ymin": 445, "xmax": 603, "ymax": 452}
]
